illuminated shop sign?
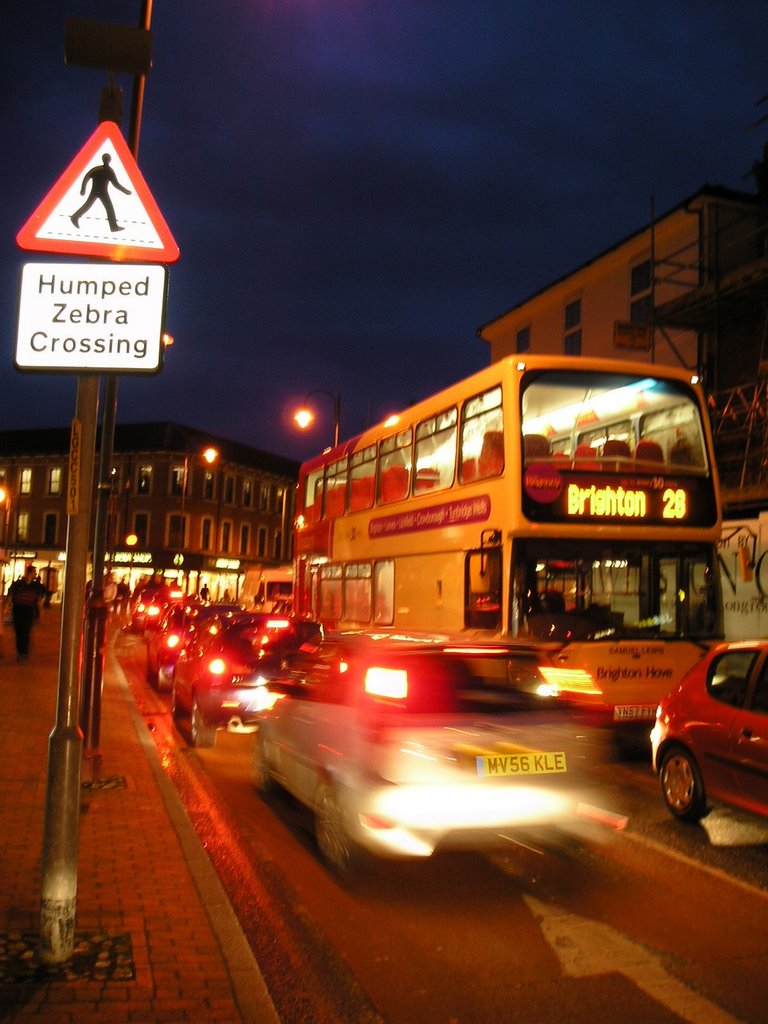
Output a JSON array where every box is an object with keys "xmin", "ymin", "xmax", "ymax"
[
  {"xmin": 214, "ymin": 558, "xmax": 240, "ymax": 570},
  {"xmin": 113, "ymin": 549, "xmax": 153, "ymax": 565}
]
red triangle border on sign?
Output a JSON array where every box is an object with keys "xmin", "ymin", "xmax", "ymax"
[{"xmin": 16, "ymin": 120, "xmax": 179, "ymax": 264}]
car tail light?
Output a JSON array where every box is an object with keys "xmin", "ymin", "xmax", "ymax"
[
  {"xmin": 364, "ymin": 666, "xmax": 408, "ymax": 700},
  {"xmin": 170, "ymin": 589, "xmax": 184, "ymax": 600},
  {"xmin": 146, "ymin": 605, "xmax": 161, "ymax": 619},
  {"xmin": 208, "ymin": 657, "xmax": 228, "ymax": 676},
  {"xmin": 266, "ymin": 618, "xmax": 291, "ymax": 630},
  {"xmin": 258, "ymin": 618, "xmax": 292, "ymax": 646},
  {"xmin": 164, "ymin": 633, "xmax": 182, "ymax": 650}
]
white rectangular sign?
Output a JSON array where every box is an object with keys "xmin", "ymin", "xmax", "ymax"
[{"xmin": 15, "ymin": 262, "xmax": 168, "ymax": 373}]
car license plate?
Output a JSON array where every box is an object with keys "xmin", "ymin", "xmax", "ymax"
[
  {"xmin": 475, "ymin": 751, "xmax": 567, "ymax": 777},
  {"xmin": 613, "ymin": 704, "xmax": 657, "ymax": 721}
]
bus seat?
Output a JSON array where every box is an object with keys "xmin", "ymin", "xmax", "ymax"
[
  {"xmin": 601, "ymin": 439, "xmax": 632, "ymax": 461},
  {"xmin": 669, "ymin": 438, "xmax": 699, "ymax": 466},
  {"xmin": 635, "ymin": 439, "xmax": 664, "ymax": 464},
  {"xmin": 478, "ymin": 431, "xmax": 504, "ymax": 477},
  {"xmin": 324, "ymin": 483, "xmax": 346, "ymax": 518},
  {"xmin": 381, "ymin": 465, "xmax": 409, "ymax": 503},
  {"xmin": 460, "ymin": 457, "xmax": 478, "ymax": 482},
  {"xmin": 415, "ymin": 468, "xmax": 440, "ymax": 492},
  {"xmin": 349, "ymin": 475, "xmax": 375, "ymax": 511},
  {"xmin": 523, "ymin": 433, "xmax": 550, "ymax": 460},
  {"xmin": 574, "ymin": 443, "xmax": 600, "ymax": 469}
]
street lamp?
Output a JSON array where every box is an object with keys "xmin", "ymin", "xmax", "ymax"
[{"xmin": 294, "ymin": 391, "xmax": 341, "ymax": 448}]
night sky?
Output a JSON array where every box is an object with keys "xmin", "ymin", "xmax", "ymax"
[{"xmin": 3, "ymin": 1, "xmax": 767, "ymax": 462}]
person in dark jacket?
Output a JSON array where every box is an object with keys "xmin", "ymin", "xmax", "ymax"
[{"xmin": 8, "ymin": 565, "xmax": 42, "ymax": 662}]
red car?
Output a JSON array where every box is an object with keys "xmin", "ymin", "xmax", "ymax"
[
  {"xmin": 145, "ymin": 601, "xmax": 240, "ymax": 691},
  {"xmin": 171, "ymin": 613, "xmax": 323, "ymax": 747},
  {"xmin": 130, "ymin": 582, "xmax": 186, "ymax": 633},
  {"xmin": 651, "ymin": 639, "xmax": 768, "ymax": 822}
]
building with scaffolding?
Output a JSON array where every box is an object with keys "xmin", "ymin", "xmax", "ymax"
[
  {"xmin": 478, "ymin": 170, "xmax": 768, "ymax": 515},
  {"xmin": 478, "ymin": 159, "xmax": 768, "ymax": 636}
]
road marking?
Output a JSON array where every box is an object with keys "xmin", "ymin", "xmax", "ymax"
[
  {"xmin": 525, "ymin": 895, "xmax": 744, "ymax": 1024},
  {"xmin": 620, "ymin": 830, "xmax": 768, "ymax": 902}
]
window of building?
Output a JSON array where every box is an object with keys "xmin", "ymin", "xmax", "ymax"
[
  {"xmin": 224, "ymin": 475, "xmax": 235, "ymax": 504},
  {"xmin": 48, "ymin": 467, "xmax": 62, "ymax": 495},
  {"xmin": 221, "ymin": 520, "xmax": 232, "ymax": 553},
  {"xmin": 273, "ymin": 531, "xmax": 283, "ymax": 561},
  {"xmin": 136, "ymin": 465, "xmax": 152, "ymax": 495},
  {"xmin": 516, "ymin": 325, "xmax": 531, "ymax": 353},
  {"xmin": 203, "ymin": 471, "xmax": 215, "ymax": 500},
  {"xmin": 133, "ymin": 512, "xmax": 149, "ymax": 547},
  {"xmin": 43, "ymin": 512, "xmax": 57, "ymax": 546},
  {"xmin": 169, "ymin": 513, "xmax": 186, "ymax": 549},
  {"xmin": 630, "ymin": 259, "xmax": 653, "ymax": 324},
  {"xmin": 17, "ymin": 511, "xmax": 29, "ymax": 541},
  {"xmin": 259, "ymin": 483, "xmax": 270, "ymax": 511},
  {"xmin": 257, "ymin": 526, "xmax": 267, "ymax": 557},
  {"xmin": 242, "ymin": 478, "xmax": 253, "ymax": 508},
  {"xmin": 19, "ymin": 468, "xmax": 32, "ymax": 495},
  {"xmin": 564, "ymin": 298, "xmax": 582, "ymax": 355},
  {"xmin": 170, "ymin": 463, "xmax": 186, "ymax": 497},
  {"xmin": 240, "ymin": 523, "xmax": 250, "ymax": 556},
  {"xmin": 201, "ymin": 517, "xmax": 213, "ymax": 551}
]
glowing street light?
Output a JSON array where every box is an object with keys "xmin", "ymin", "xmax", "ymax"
[{"xmin": 294, "ymin": 391, "xmax": 341, "ymax": 448}]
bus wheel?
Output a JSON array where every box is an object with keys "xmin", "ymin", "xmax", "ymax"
[{"xmin": 659, "ymin": 746, "xmax": 707, "ymax": 822}]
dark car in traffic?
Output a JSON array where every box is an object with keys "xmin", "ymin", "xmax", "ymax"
[
  {"xmin": 171, "ymin": 613, "xmax": 323, "ymax": 748},
  {"xmin": 145, "ymin": 600, "xmax": 242, "ymax": 691},
  {"xmin": 651, "ymin": 639, "xmax": 768, "ymax": 823},
  {"xmin": 250, "ymin": 634, "xmax": 626, "ymax": 875},
  {"xmin": 130, "ymin": 582, "xmax": 186, "ymax": 633}
]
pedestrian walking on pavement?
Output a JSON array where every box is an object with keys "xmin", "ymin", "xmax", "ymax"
[{"xmin": 8, "ymin": 564, "xmax": 42, "ymax": 662}]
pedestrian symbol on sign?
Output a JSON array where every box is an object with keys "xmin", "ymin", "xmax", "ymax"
[{"xmin": 70, "ymin": 153, "xmax": 132, "ymax": 233}]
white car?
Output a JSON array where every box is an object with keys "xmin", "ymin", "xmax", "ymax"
[{"xmin": 251, "ymin": 635, "xmax": 626, "ymax": 874}]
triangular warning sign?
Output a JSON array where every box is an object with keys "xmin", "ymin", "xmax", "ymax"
[{"xmin": 17, "ymin": 121, "xmax": 179, "ymax": 263}]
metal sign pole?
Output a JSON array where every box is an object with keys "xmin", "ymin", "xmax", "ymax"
[{"xmin": 39, "ymin": 374, "xmax": 98, "ymax": 963}]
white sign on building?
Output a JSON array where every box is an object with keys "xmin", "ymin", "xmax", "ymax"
[{"xmin": 15, "ymin": 262, "xmax": 168, "ymax": 373}]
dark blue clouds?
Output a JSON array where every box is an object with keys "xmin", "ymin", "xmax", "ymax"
[{"xmin": 2, "ymin": 0, "xmax": 767, "ymax": 460}]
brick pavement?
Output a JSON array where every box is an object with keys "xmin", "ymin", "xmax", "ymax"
[{"xmin": 0, "ymin": 602, "xmax": 280, "ymax": 1023}]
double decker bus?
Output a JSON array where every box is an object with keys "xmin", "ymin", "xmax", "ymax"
[{"xmin": 294, "ymin": 356, "xmax": 723, "ymax": 727}]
